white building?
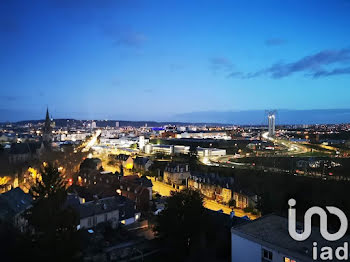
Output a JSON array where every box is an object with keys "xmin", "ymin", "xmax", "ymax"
[
  {"xmin": 100, "ymin": 129, "xmax": 119, "ymax": 138},
  {"xmin": 144, "ymin": 144, "xmax": 153, "ymax": 154},
  {"xmin": 91, "ymin": 121, "xmax": 97, "ymax": 129},
  {"xmin": 152, "ymin": 144, "xmax": 190, "ymax": 155},
  {"xmin": 196, "ymin": 147, "xmax": 226, "ymax": 157},
  {"xmin": 268, "ymin": 112, "xmax": 276, "ymax": 137},
  {"xmin": 138, "ymin": 136, "xmax": 146, "ymax": 151},
  {"xmin": 176, "ymin": 131, "xmax": 230, "ymax": 140},
  {"xmin": 60, "ymin": 132, "xmax": 89, "ymax": 142},
  {"xmin": 99, "ymin": 137, "xmax": 135, "ymax": 148},
  {"xmin": 231, "ymin": 214, "xmax": 350, "ymax": 262}
]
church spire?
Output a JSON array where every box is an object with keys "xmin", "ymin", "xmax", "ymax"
[
  {"xmin": 45, "ymin": 107, "xmax": 50, "ymax": 122},
  {"xmin": 42, "ymin": 107, "xmax": 52, "ymax": 146},
  {"xmin": 44, "ymin": 107, "xmax": 51, "ymax": 132}
]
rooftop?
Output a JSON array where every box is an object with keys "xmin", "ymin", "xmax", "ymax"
[
  {"xmin": 0, "ymin": 187, "xmax": 32, "ymax": 220},
  {"xmin": 232, "ymin": 214, "xmax": 350, "ymax": 262},
  {"xmin": 79, "ymin": 195, "xmax": 136, "ymax": 220}
]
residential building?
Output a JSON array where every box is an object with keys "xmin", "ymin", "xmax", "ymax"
[
  {"xmin": 79, "ymin": 170, "xmax": 120, "ymax": 187},
  {"xmin": 78, "ymin": 197, "xmax": 119, "ymax": 229},
  {"xmin": 119, "ymin": 175, "xmax": 152, "ymax": 211},
  {"xmin": 231, "ymin": 214, "xmax": 350, "ymax": 262},
  {"xmin": 115, "ymin": 154, "xmax": 134, "ymax": 169},
  {"xmin": 8, "ymin": 142, "xmax": 41, "ymax": 164},
  {"xmin": 78, "ymin": 170, "xmax": 152, "ymax": 210},
  {"xmin": 233, "ymin": 191, "xmax": 258, "ymax": 209},
  {"xmin": 188, "ymin": 173, "xmax": 234, "ymax": 203},
  {"xmin": 187, "ymin": 173, "xmax": 257, "ymax": 207},
  {"xmin": 163, "ymin": 163, "xmax": 190, "ymax": 189},
  {"xmin": 65, "ymin": 191, "xmax": 141, "ymax": 230},
  {"xmin": 0, "ymin": 187, "xmax": 32, "ymax": 232},
  {"xmin": 133, "ymin": 156, "xmax": 153, "ymax": 172}
]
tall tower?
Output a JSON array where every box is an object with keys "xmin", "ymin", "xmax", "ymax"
[
  {"xmin": 138, "ymin": 135, "xmax": 145, "ymax": 151},
  {"xmin": 42, "ymin": 107, "xmax": 53, "ymax": 146},
  {"xmin": 268, "ymin": 111, "xmax": 276, "ymax": 137}
]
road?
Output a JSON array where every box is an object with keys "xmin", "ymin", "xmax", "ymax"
[
  {"xmin": 262, "ymin": 131, "xmax": 309, "ymax": 155},
  {"xmin": 151, "ymin": 180, "xmax": 258, "ymax": 220},
  {"xmin": 80, "ymin": 129, "xmax": 101, "ymax": 152},
  {"xmin": 152, "ymin": 179, "xmax": 174, "ymax": 197},
  {"xmin": 203, "ymin": 132, "xmax": 312, "ymax": 170}
]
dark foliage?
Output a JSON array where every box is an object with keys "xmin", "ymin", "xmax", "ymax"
[
  {"xmin": 154, "ymin": 188, "xmax": 205, "ymax": 260},
  {"xmin": 25, "ymin": 163, "xmax": 80, "ymax": 260}
]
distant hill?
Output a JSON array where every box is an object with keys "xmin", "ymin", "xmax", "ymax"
[
  {"xmin": 1, "ymin": 109, "xmax": 350, "ymax": 126},
  {"xmin": 5, "ymin": 119, "xmax": 227, "ymax": 128},
  {"xmin": 172, "ymin": 109, "xmax": 350, "ymax": 125}
]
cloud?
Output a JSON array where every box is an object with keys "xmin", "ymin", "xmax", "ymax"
[
  {"xmin": 209, "ymin": 57, "xmax": 233, "ymax": 72},
  {"xmin": 227, "ymin": 71, "xmax": 243, "ymax": 78},
  {"xmin": 114, "ymin": 32, "xmax": 147, "ymax": 47},
  {"xmin": 311, "ymin": 67, "xmax": 350, "ymax": 78},
  {"xmin": 265, "ymin": 38, "xmax": 287, "ymax": 46},
  {"xmin": 102, "ymin": 25, "xmax": 147, "ymax": 48},
  {"xmin": 266, "ymin": 48, "xmax": 350, "ymax": 78},
  {"xmin": 228, "ymin": 48, "xmax": 350, "ymax": 79}
]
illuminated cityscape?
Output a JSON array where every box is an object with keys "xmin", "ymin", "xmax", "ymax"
[{"xmin": 1, "ymin": 1, "xmax": 350, "ymax": 261}]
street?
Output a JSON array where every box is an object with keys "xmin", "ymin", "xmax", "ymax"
[{"xmin": 151, "ymin": 180, "xmax": 258, "ymax": 220}]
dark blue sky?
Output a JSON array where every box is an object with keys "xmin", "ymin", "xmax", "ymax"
[{"xmin": 1, "ymin": 0, "xmax": 350, "ymax": 122}]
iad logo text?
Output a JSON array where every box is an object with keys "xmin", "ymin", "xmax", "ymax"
[{"xmin": 288, "ymin": 199, "xmax": 349, "ymax": 260}]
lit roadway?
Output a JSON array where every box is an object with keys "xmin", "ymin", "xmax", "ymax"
[
  {"xmin": 262, "ymin": 131, "xmax": 309, "ymax": 155},
  {"xmin": 81, "ymin": 129, "xmax": 101, "ymax": 152},
  {"xmin": 151, "ymin": 180, "xmax": 258, "ymax": 220},
  {"xmin": 205, "ymin": 132, "xmax": 313, "ymax": 169}
]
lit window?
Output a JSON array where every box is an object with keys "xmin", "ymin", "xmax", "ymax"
[{"xmin": 284, "ymin": 257, "xmax": 296, "ymax": 262}]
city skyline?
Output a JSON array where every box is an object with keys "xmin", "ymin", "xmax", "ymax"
[
  {"xmin": 2, "ymin": 2, "xmax": 350, "ymax": 261},
  {"xmin": 1, "ymin": 0, "xmax": 350, "ymax": 122}
]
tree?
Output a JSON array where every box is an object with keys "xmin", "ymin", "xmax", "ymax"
[
  {"xmin": 130, "ymin": 143, "xmax": 138, "ymax": 149},
  {"xmin": 30, "ymin": 163, "xmax": 66, "ymax": 200},
  {"xmin": 120, "ymin": 164, "xmax": 124, "ymax": 176},
  {"xmin": 228, "ymin": 198, "xmax": 236, "ymax": 210},
  {"xmin": 154, "ymin": 188, "xmax": 205, "ymax": 259},
  {"xmin": 26, "ymin": 163, "xmax": 80, "ymax": 260}
]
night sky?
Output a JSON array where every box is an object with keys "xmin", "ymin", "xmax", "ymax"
[{"xmin": 1, "ymin": 0, "xmax": 350, "ymax": 122}]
